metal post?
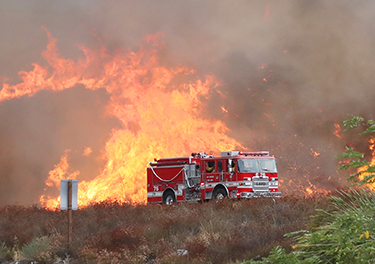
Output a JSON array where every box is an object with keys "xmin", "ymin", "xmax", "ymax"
[{"xmin": 68, "ymin": 180, "xmax": 72, "ymax": 250}]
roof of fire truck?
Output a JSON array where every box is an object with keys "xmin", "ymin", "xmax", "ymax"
[{"xmin": 154, "ymin": 150, "xmax": 273, "ymax": 163}]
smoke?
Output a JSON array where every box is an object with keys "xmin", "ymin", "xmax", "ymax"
[
  {"xmin": 0, "ymin": 87, "xmax": 120, "ymax": 205},
  {"xmin": 1, "ymin": 0, "xmax": 375, "ymax": 205}
]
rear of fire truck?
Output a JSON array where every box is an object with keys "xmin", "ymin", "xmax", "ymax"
[{"xmin": 146, "ymin": 155, "xmax": 202, "ymax": 204}]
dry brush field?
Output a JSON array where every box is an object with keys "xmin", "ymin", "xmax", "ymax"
[{"xmin": 0, "ymin": 196, "xmax": 333, "ymax": 264}]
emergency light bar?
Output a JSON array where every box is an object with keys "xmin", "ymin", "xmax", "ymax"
[
  {"xmin": 239, "ymin": 151, "xmax": 269, "ymax": 156},
  {"xmin": 221, "ymin": 151, "xmax": 270, "ymax": 157}
]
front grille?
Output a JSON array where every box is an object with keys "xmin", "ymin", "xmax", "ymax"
[{"xmin": 252, "ymin": 176, "xmax": 269, "ymax": 192}]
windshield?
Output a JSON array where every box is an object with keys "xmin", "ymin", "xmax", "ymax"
[
  {"xmin": 237, "ymin": 159, "xmax": 258, "ymax": 173},
  {"xmin": 259, "ymin": 159, "xmax": 277, "ymax": 172},
  {"xmin": 237, "ymin": 159, "xmax": 277, "ymax": 173}
]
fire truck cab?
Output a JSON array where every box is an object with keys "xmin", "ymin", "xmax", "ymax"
[{"xmin": 147, "ymin": 151, "xmax": 281, "ymax": 204}]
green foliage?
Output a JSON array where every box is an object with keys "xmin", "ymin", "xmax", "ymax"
[
  {"xmin": 19, "ymin": 232, "xmax": 63, "ymax": 264},
  {"xmin": 337, "ymin": 147, "xmax": 367, "ymax": 170},
  {"xmin": 0, "ymin": 242, "xmax": 5, "ymax": 260},
  {"xmin": 19, "ymin": 236, "xmax": 54, "ymax": 263},
  {"xmin": 294, "ymin": 189, "xmax": 375, "ymax": 263},
  {"xmin": 0, "ymin": 241, "xmax": 13, "ymax": 261},
  {"xmin": 341, "ymin": 116, "xmax": 364, "ymax": 131},
  {"xmin": 0, "ymin": 237, "xmax": 23, "ymax": 262},
  {"xmin": 246, "ymin": 189, "xmax": 375, "ymax": 264},
  {"xmin": 337, "ymin": 116, "xmax": 375, "ymax": 186},
  {"xmin": 243, "ymin": 246, "xmax": 317, "ymax": 264}
]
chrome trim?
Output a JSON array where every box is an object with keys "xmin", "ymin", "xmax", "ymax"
[{"xmin": 147, "ymin": 191, "xmax": 163, "ymax": 197}]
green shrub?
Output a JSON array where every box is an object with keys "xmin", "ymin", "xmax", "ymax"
[
  {"xmin": 246, "ymin": 189, "xmax": 375, "ymax": 264},
  {"xmin": 296, "ymin": 189, "xmax": 375, "ymax": 263},
  {"xmin": 243, "ymin": 246, "xmax": 317, "ymax": 264},
  {"xmin": 0, "ymin": 237, "xmax": 21, "ymax": 262},
  {"xmin": 19, "ymin": 232, "xmax": 63, "ymax": 264},
  {"xmin": 20, "ymin": 236, "xmax": 51, "ymax": 263},
  {"xmin": 0, "ymin": 241, "xmax": 13, "ymax": 261}
]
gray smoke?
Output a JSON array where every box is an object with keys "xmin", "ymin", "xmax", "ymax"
[{"xmin": 1, "ymin": 0, "xmax": 374, "ymax": 205}]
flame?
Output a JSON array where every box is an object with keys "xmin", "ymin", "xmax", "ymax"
[
  {"xmin": 333, "ymin": 123, "xmax": 343, "ymax": 139},
  {"xmin": 310, "ymin": 148, "xmax": 320, "ymax": 157},
  {"xmin": 303, "ymin": 178, "xmax": 331, "ymax": 197},
  {"xmin": 263, "ymin": 2, "xmax": 270, "ymax": 21},
  {"xmin": 357, "ymin": 138, "xmax": 375, "ymax": 190},
  {"xmin": 83, "ymin": 147, "xmax": 93, "ymax": 157},
  {"xmin": 304, "ymin": 185, "xmax": 330, "ymax": 197},
  {"xmin": 39, "ymin": 151, "xmax": 79, "ymax": 208},
  {"xmin": 216, "ymin": 90, "xmax": 227, "ymax": 99},
  {"xmin": 258, "ymin": 64, "xmax": 266, "ymax": 69},
  {"xmin": 221, "ymin": 106, "xmax": 229, "ymax": 113},
  {"xmin": 1, "ymin": 29, "xmax": 243, "ymax": 209},
  {"xmin": 285, "ymin": 151, "xmax": 332, "ymax": 197},
  {"xmin": 305, "ymin": 187, "xmax": 313, "ymax": 195}
]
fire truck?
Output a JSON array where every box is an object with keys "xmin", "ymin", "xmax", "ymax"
[{"xmin": 147, "ymin": 151, "xmax": 281, "ymax": 204}]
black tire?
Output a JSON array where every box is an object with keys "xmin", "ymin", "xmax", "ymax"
[
  {"xmin": 163, "ymin": 191, "xmax": 176, "ymax": 205},
  {"xmin": 213, "ymin": 188, "xmax": 227, "ymax": 200}
]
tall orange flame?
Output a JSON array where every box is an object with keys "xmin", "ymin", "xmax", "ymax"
[{"xmin": 1, "ymin": 29, "xmax": 242, "ymax": 208}]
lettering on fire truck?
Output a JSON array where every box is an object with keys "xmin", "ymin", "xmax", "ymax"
[{"xmin": 147, "ymin": 151, "xmax": 281, "ymax": 204}]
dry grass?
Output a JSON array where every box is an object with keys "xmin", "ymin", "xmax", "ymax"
[{"xmin": 0, "ymin": 195, "xmax": 332, "ymax": 263}]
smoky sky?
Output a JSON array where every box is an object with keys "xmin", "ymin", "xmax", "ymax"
[
  {"xmin": 0, "ymin": 87, "xmax": 120, "ymax": 205},
  {"xmin": 1, "ymin": 0, "xmax": 375, "ymax": 205}
]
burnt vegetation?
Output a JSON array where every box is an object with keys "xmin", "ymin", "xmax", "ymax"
[{"xmin": 0, "ymin": 196, "xmax": 332, "ymax": 263}]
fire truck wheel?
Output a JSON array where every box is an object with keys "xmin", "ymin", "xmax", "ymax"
[
  {"xmin": 213, "ymin": 188, "xmax": 227, "ymax": 200},
  {"xmin": 163, "ymin": 191, "xmax": 176, "ymax": 205}
]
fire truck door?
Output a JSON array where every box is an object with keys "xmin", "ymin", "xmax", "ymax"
[
  {"xmin": 225, "ymin": 159, "xmax": 236, "ymax": 183},
  {"xmin": 218, "ymin": 160, "xmax": 224, "ymax": 182},
  {"xmin": 204, "ymin": 160, "xmax": 218, "ymax": 184},
  {"xmin": 219, "ymin": 160, "xmax": 232, "ymax": 183},
  {"xmin": 201, "ymin": 162, "xmax": 206, "ymax": 185}
]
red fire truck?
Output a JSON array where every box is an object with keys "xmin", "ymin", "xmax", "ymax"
[{"xmin": 147, "ymin": 151, "xmax": 281, "ymax": 204}]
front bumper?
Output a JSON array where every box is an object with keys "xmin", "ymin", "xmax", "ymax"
[{"xmin": 240, "ymin": 191, "xmax": 282, "ymax": 198}]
